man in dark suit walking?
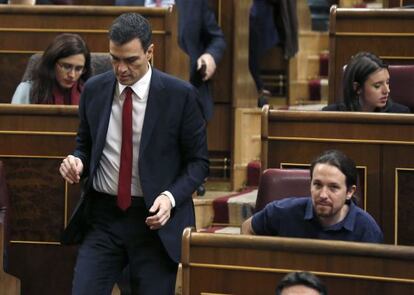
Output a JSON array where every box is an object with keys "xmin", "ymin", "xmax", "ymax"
[
  {"xmin": 59, "ymin": 12, "xmax": 209, "ymax": 295},
  {"xmin": 175, "ymin": 0, "xmax": 226, "ymax": 122}
]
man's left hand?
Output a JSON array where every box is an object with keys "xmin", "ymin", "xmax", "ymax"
[{"xmin": 145, "ymin": 194, "xmax": 172, "ymax": 230}]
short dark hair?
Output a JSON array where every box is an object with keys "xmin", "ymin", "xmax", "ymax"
[
  {"xmin": 310, "ymin": 149, "xmax": 357, "ymax": 194},
  {"xmin": 31, "ymin": 33, "xmax": 91, "ymax": 104},
  {"xmin": 275, "ymin": 272, "xmax": 327, "ymax": 295},
  {"xmin": 343, "ymin": 51, "xmax": 389, "ymax": 111},
  {"xmin": 109, "ymin": 12, "xmax": 152, "ymax": 51}
]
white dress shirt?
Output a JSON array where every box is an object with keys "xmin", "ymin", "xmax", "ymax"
[
  {"xmin": 145, "ymin": 0, "xmax": 174, "ymax": 7},
  {"xmin": 93, "ymin": 65, "xmax": 175, "ymax": 207}
]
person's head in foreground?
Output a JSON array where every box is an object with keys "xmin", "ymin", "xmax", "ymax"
[{"xmin": 275, "ymin": 271, "xmax": 327, "ymax": 295}]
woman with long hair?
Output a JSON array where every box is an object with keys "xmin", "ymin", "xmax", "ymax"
[
  {"xmin": 12, "ymin": 33, "xmax": 91, "ymax": 105},
  {"xmin": 323, "ymin": 52, "xmax": 409, "ymax": 113}
]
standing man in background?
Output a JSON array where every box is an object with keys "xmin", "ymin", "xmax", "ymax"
[
  {"xmin": 60, "ymin": 12, "xmax": 208, "ymax": 294},
  {"xmin": 114, "ymin": 0, "xmax": 226, "ymax": 121},
  {"xmin": 175, "ymin": 0, "xmax": 226, "ymax": 121},
  {"xmin": 176, "ymin": 0, "xmax": 226, "ymax": 196}
]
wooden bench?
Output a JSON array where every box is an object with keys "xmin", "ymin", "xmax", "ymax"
[
  {"xmin": 181, "ymin": 227, "xmax": 414, "ymax": 295},
  {"xmin": 0, "ymin": 223, "xmax": 20, "ymax": 295},
  {"xmin": 329, "ymin": 6, "xmax": 414, "ymax": 104},
  {"xmin": 0, "ymin": 4, "xmax": 185, "ymax": 103},
  {"xmin": 0, "ymin": 3, "xmax": 241, "ymax": 184},
  {"xmin": 0, "ymin": 102, "xmax": 230, "ymax": 294},
  {"xmin": 0, "ymin": 104, "xmax": 79, "ymax": 294}
]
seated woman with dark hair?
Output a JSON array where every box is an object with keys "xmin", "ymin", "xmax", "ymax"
[
  {"xmin": 12, "ymin": 33, "xmax": 91, "ymax": 105},
  {"xmin": 323, "ymin": 51, "xmax": 410, "ymax": 113}
]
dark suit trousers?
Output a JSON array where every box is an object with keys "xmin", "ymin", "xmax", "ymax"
[
  {"xmin": 248, "ymin": 1, "xmax": 280, "ymax": 92},
  {"xmin": 71, "ymin": 192, "xmax": 178, "ymax": 295}
]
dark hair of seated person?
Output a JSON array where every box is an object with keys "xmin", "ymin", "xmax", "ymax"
[
  {"xmin": 30, "ymin": 33, "xmax": 91, "ymax": 104},
  {"xmin": 323, "ymin": 52, "xmax": 410, "ymax": 113},
  {"xmin": 275, "ymin": 271, "xmax": 327, "ymax": 295},
  {"xmin": 310, "ymin": 149, "xmax": 358, "ymax": 205}
]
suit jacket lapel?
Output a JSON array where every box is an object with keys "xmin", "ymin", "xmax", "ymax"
[
  {"xmin": 140, "ymin": 69, "xmax": 164, "ymax": 157},
  {"xmin": 94, "ymin": 74, "xmax": 117, "ymax": 167}
]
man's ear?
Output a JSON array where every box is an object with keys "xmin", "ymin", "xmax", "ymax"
[
  {"xmin": 346, "ymin": 185, "xmax": 356, "ymax": 201},
  {"xmin": 146, "ymin": 43, "xmax": 154, "ymax": 62}
]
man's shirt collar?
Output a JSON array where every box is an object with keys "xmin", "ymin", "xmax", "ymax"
[{"xmin": 304, "ymin": 198, "xmax": 356, "ymax": 232}]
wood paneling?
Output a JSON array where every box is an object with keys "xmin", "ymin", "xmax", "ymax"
[
  {"xmin": 232, "ymin": 108, "xmax": 261, "ymax": 190},
  {"xmin": 0, "ymin": 223, "xmax": 20, "ymax": 295},
  {"xmin": 0, "ymin": 101, "xmax": 230, "ymax": 293},
  {"xmin": 329, "ymin": 6, "xmax": 414, "ymax": 104},
  {"xmin": 261, "ymin": 108, "xmax": 414, "ymax": 245},
  {"xmin": 231, "ymin": 0, "xmax": 257, "ymax": 108},
  {"xmin": 0, "ymin": 5, "xmax": 185, "ymax": 103},
  {"xmin": 0, "ymin": 104, "xmax": 80, "ymax": 295},
  {"xmin": 182, "ymin": 228, "xmax": 414, "ymax": 295},
  {"xmin": 72, "ymin": 0, "xmax": 114, "ymax": 4},
  {"xmin": 0, "ymin": 3, "xmax": 241, "ymax": 170},
  {"xmin": 207, "ymin": 103, "xmax": 231, "ymax": 152}
]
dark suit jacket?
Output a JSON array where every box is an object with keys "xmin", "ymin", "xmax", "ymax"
[
  {"xmin": 65, "ymin": 68, "xmax": 209, "ymax": 263},
  {"xmin": 250, "ymin": 0, "xmax": 298, "ymax": 59},
  {"xmin": 176, "ymin": 0, "xmax": 226, "ymax": 121},
  {"xmin": 114, "ymin": 0, "xmax": 145, "ymax": 5}
]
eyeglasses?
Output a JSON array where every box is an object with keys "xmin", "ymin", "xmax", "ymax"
[{"xmin": 56, "ymin": 62, "xmax": 85, "ymax": 74}]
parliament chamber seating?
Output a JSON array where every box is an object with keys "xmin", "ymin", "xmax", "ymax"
[
  {"xmin": 254, "ymin": 168, "xmax": 310, "ymax": 212},
  {"xmin": 388, "ymin": 65, "xmax": 414, "ymax": 112},
  {"xmin": 328, "ymin": 6, "xmax": 414, "ymax": 109},
  {"xmin": 261, "ymin": 106, "xmax": 414, "ymax": 246},
  {"xmin": 0, "ymin": 161, "xmax": 20, "ymax": 294},
  {"xmin": 0, "ymin": 161, "xmax": 10, "ymax": 247},
  {"xmin": 201, "ymin": 168, "xmax": 311, "ymax": 233},
  {"xmin": 181, "ymin": 227, "xmax": 414, "ymax": 295}
]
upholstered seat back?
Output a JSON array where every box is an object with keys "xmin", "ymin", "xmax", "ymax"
[
  {"xmin": 388, "ymin": 65, "xmax": 414, "ymax": 112},
  {"xmin": 21, "ymin": 52, "xmax": 112, "ymax": 82},
  {"xmin": 254, "ymin": 168, "xmax": 311, "ymax": 212}
]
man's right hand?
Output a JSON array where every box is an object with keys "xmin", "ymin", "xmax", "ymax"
[{"xmin": 60, "ymin": 155, "xmax": 83, "ymax": 184}]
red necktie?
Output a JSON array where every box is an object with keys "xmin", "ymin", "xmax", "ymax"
[{"xmin": 117, "ymin": 87, "xmax": 133, "ymax": 210}]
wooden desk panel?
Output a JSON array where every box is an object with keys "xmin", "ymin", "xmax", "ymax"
[
  {"xmin": 329, "ymin": 7, "xmax": 414, "ymax": 104},
  {"xmin": 0, "ymin": 5, "xmax": 184, "ymax": 103},
  {"xmin": 0, "ymin": 4, "xmax": 233, "ymax": 161},
  {"xmin": 0, "ymin": 104, "xmax": 80, "ymax": 295},
  {"xmin": 261, "ymin": 108, "xmax": 414, "ymax": 246},
  {"xmin": 0, "ymin": 223, "xmax": 20, "ymax": 295},
  {"xmin": 0, "ymin": 102, "xmax": 229, "ymax": 294},
  {"xmin": 182, "ymin": 228, "xmax": 414, "ymax": 295}
]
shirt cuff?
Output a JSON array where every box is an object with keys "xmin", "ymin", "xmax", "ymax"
[{"xmin": 161, "ymin": 190, "xmax": 175, "ymax": 208}]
